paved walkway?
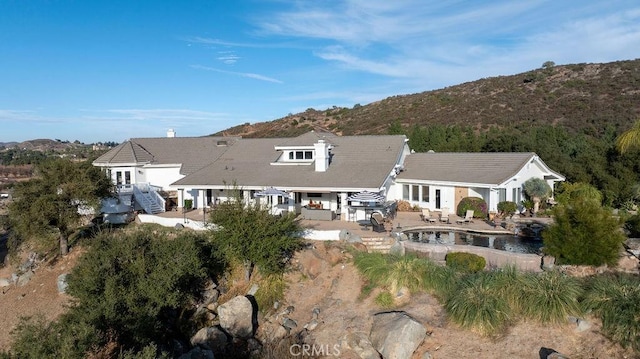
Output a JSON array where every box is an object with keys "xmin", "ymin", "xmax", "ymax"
[{"xmin": 157, "ymin": 209, "xmax": 514, "ymax": 238}]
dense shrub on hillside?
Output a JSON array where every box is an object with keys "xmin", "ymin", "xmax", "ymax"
[
  {"xmin": 445, "ymin": 252, "xmax": 486, "ymax": 273},
  {"xmin": 209, "ymin": 195, "xmax": 303, "ymax": 280},
  {"xmin": 624, "ymin": 214, "xmax": 640, "ymax": 238},
  {"xmin": 542, "ymin": 200, "xmax": 626, "ymax": 266},
  {"xmin": 497, "ymin": 201, "xmax": 517, "ymax": 216},
  {"xmin": 4, "ymin": 227, "xmax": 223, "ymax": 358},
  {"xmin": 456, "ymin": 197, "xmax": 488, "ymax": 218}
]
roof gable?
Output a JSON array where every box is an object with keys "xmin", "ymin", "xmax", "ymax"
[{"xmin": 93, "ymin": 136, "xmax": 240, "ymax": 175}]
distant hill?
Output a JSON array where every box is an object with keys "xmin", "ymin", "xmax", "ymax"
[
  {"xmin": 214, "ymin": 59, "xmax": 640, "ymax": 138},
  {"xmin": 2, "ymin": 139, "xmax": 86, "ymax": 152}
]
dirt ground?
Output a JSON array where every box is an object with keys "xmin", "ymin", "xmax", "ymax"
[
  {"xmin": 0, "ymin": 240, "xmax": 637, "ymax": 358},
  {"xmin": 0, "ymin": 248, "xmax": 81, "ymax": 350}
]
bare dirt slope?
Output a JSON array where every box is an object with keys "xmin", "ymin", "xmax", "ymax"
[{"xmin": 0, "ymin": 249, "xmax": 81, "ymax": 350}]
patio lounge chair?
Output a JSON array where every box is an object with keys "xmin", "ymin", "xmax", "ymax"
[
  {"xmin": 421, "ymin": 208, "xmax": 438, "ymax": 223},
  {"xmin": 370, "ymin": 212, "xmax": 386, "ymax": 233},
  {"xmin": 456, "ymin": 210, "xmax": 474, "ymax": 224},
  {"xmin": 439, "ymin": 207, "xmax": 450, "ymax": 223}
]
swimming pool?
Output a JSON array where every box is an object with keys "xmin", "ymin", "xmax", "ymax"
[{"xmin": 403, "ymin": 230, "xmax": 543, "ymax": 254}]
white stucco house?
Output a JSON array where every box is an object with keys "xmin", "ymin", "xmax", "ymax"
[
  {"xmin": 391, "ymin": 152, "xmax": 565, "ymax": 213},
  {"xmin": 92, "ymin": 129, "xmax": 564, "ymax": 221}
]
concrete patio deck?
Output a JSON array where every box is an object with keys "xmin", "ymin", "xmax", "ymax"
[{"xmin": 155, "ymin": 209, "xmax": 515, "ymax": 238}]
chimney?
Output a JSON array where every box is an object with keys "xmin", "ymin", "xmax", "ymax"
[
  {"xmin": 167, "ymin": 129, "xmax": 176, "ymax": 138},
  {"xmin": 314, "ymin": 140, "xmax": 330, "ymax": 172}
]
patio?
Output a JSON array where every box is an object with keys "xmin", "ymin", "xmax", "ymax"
[{"xmin": 156, "ymin": 208, "xmax": 514, "ymax": 238}]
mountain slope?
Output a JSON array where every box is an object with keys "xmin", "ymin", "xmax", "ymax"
[{"xmin": 215, "ymin": 59, "xmax": 640, "ymax": 138}]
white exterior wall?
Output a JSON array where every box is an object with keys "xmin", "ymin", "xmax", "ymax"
[
  {"xmin": 143, "ymin": 165, "xmax": 183, "ymax": 190},
  {"xmin": 109, "ymin": 166, "xmax": 138, "ymax": 186}
]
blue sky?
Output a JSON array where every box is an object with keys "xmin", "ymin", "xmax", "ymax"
[{"xmin": 1, "ymin": 0, "xmax": 639, "ymax": 143}]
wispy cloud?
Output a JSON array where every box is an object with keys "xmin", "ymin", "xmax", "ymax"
[
  {"xmin": 190, "ymin": 64, "xmax": 283, "ymax": 83},
  {"xmin": 0, "ymin": 110, "xmax": 62, "ymax": 123},
  {"xmin": 255, "ymin": 0, "xmax": 640, "ymax": 88},
  {"xmin": 217, "ymin": 51, "xmax": 240, "ymax": 64}
]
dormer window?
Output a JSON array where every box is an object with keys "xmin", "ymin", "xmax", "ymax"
[
  {"xmin": 272, "ymin": 145, "xmax": 316, "ymax": 166},
  {"xmin": 288, "ymin": 150, "xmax": 313, "ymax": 161}
]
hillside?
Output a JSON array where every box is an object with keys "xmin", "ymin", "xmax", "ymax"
[
  {"xmin": 214, "ymin": 59, "xmax": 640, "ymax": 138},
  {"xmin": 1, "ymin": 139, "xmax": 85, "ymax": 152}
]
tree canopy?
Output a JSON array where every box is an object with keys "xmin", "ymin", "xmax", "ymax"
[
  {"xmin": 209, "ymin": 192, "xmax": 303, "ymax": 280},
  {"xmin": 7, "ymin": 158, "xmax": 112, "ymax": 256},
  {"xmin": 616, "ymin": 119, "xmax": 640, "ymax": 154}
]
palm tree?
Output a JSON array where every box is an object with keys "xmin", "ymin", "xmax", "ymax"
[
  {"xmin": 616, "ymin": 120, "xmax": 640, "ymax": 154},
  {"xmin": 523, "ymin": 178, "xmax": 551, "ymax": 215}
]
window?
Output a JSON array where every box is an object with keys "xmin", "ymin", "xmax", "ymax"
[
  {"xmin": 296, "ymin": 151, "xmax": 304, "ymax": 159},
  {"xmin": 512, "ymin": 188, "xmax": 521, "ymax": 203},
  {"xmin": 305, "ymin": 151, "xmax": 313, "ymax": 159},
  {"xmin": 124, "ymin": 171, "xmax": 131, "ymax": 185},
  {"xmin": 116, "ymin": 171, "xmax": 122, "ymax": 185},
  {"xmin": 499, "ymin": 188, "xmax": 506, "ymax": 202},
  {"xmin": 277, "ymin": 196, "xmax": 286, "ymax": 205},
  {"xmin": 421, "ymin": 185, "xmax": 430, "ymax": 202},
  {"xmin": 307, "ymin": 192, "xmax": 323, "ymax": 198},
  {"xmin": 412, "ymin": 185, "xmax": 419, "ymax": 202},
  {"xmin": 289, "ymin": 152, "xmax": 294, "ymax": 160},
  {"xmin": 402, "ymin": 185, "xmax": 410, "ymax": 200}
]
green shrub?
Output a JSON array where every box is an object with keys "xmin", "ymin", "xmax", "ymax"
[
  {"xmin": 183, "ymin": 198, "xmax": 193, "ymax": 209},
  {"xmin": 542, "ymin": 200, "xmax": 625, "ymax": 265},
  {"xmin": 254, "ymin": 274, "xmax": 287, "ymax": 313},
  {"xmin": 209, "ymin": 197, "xmax": 303, "ymax": 279},
  {"xmin": 582, "ymin": 273, "xmax": 640, "ymax": 351},
  {"xmin": 624, "ymin": 214, "xmax": 640, "ymax": 238},
  {"xmin": 456, "ymin": 197, "xmax": 488, "ymax": 218},
  {"xmin": 420, "ymin": 259, "xmax": 459, "ymax": 299},
  {"xmin": 374, "ymin": 291, "xmax": 395, "ymax": 308},
  {"xmin": 7, "ymin": 315, "xmax": 104, "ymax": 359},
  {"xmin": 353, "ymin": 252, "xmax": 428, "ymax": 294},
  {"xmin": 445, "ymin": 252, "xmax": 486, "ymax": 273},
  {"xmin": 497, "ymin": 201, "xmax": 517, "ymax": 216},
  {"xmin": 65, "ymin": 228, "xmax": 218, "ymax": 351},
  {"xmin": 444, "ymin": 271, "xmax": 512, "ymax": 336},
  {"xmin": 353, "ymin": 251, "xmax": 389, "ymax": 286},
  {"xmin": 518, "ymin": 271, "xmax": 582, "ymax": 324}
]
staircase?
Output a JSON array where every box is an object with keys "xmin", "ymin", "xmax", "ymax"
[{"xmin": 133, "ymin": 184, "xmax": 165, "ymax": 214}]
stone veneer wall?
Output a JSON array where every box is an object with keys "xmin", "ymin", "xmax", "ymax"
[{"xmin": 402, "ymin": 240, "xmax": 542, "ymax": 272}]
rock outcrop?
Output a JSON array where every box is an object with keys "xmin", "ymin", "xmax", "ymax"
[
  {"xmin": 369, "ymin": 311, "xmax": 427, "ymax": 359},
  {"xmin": 217, "ymin": 295, "xmax": 255, "ymax": 338}
]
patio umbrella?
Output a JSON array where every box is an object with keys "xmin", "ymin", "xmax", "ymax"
[
  {"xmin": 347, "ymin": 191, "xmax": 385, "ymax": 203},
  {"xmin": 254, "ymin": 187, "xmax": 291, "ymax": 198}
]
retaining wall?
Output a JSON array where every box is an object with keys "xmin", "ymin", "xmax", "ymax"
[{"xmin": 403, "ymin": 240, "xmax": 543, "ymax": 272}]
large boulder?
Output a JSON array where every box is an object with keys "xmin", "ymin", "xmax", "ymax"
[
  {"xmin": 217, "ymin": 296, "xmax": 256, "ymax": 338},
  {"xmin": 190, "ymin": 326, "xmax": 228, "ymax": 351},
  {"xmin": 369, "ymin": 311, "xmax": 427, "ymax": 359},
  {"xmin": 341, "ymin": 331, "xmax": 380, "ymax": 359}
]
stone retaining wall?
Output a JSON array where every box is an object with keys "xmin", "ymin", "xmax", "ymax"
[{"xmin": 402, "ymin": 240, "xmax": 543, "ymax": 272}]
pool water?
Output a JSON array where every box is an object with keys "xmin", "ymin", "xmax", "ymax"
[{"xmin": 403, "ymin": 230, "xmax": 543, "ymax": 254}]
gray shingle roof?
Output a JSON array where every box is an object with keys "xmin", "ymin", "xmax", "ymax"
[
  {"xmin": 172, "ymin": 134, "xmax": 407, "ymax": 190},
  {"xmin": 93, "ymin": 136, "xmax": 239, "ymax": 175},
  {"xmin": 396, "ymin": 152, "xmax": 562, "ymax": 185}
]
